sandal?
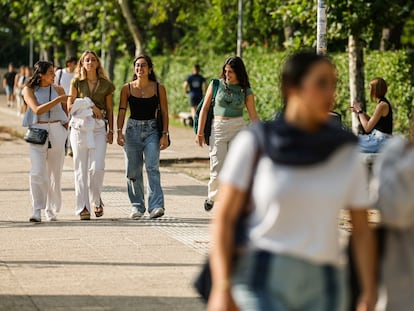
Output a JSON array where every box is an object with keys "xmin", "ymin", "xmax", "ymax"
[
  {"xmin": 94, "ymin": 199, "xmax": 104, "ymax": 218},
  {"xmin": 80, "ymin": 207, "xmax": 90, "ymax": 221}
]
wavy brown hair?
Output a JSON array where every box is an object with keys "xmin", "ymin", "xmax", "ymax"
[
  {"xmin": 75, "ymin": 50, "xmax": 110, "ymax": 81},
  {"xmin": 26, "ymin": 61, "xmax": 54, "ymax": 89}
]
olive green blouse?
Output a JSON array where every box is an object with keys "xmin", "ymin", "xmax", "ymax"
[{"xmin": 71, "ymin": 77, "xmax": 115, "ymax": 113}]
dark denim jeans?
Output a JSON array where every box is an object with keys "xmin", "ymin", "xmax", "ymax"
[{"xmin": 124, "ymin": 118, "xmax": 164, "ymax": 213}]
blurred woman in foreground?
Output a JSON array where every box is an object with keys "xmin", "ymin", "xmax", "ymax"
[{"xmin": 208, "ymin": 52, "xmax": 377, "ymax": 311}]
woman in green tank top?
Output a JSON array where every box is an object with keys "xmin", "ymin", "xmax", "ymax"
[{"xmin": 196, "ymin": 56, "xmax": 259, "ymax": 211}]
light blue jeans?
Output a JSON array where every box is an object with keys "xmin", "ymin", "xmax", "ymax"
[
  {"xmin": 124, "ymin": 119, "xmax": 164, "ymax": 214},
  {"xmin": 232, "ymin": 250, "xmax": 347, "ymax": 311},
  {"xmin": 358, "ymin": 129, "xmax": 390, "ymax": 153}
]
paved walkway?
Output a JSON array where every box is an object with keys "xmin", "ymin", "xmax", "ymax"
[{"xmin": 0, "ymin": 96, "xmax": 210, "ymax": 310}]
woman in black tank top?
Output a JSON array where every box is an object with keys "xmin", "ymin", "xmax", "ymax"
[
  {"xmin": 351, "ymin": 77, "xmax": 393, "ymax": 153},
  {"xmin": 116, "ymin": 55, "xmax": 169, "ymax": 220}
]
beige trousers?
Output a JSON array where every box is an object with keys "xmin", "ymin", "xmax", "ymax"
[{"xmin": 208, "ymin": 117, "xmax": 246, "ymax": 201}]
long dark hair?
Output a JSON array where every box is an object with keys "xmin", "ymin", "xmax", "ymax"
[
  {"xmin": 133, "ymin": 55, "xmax": 157, "ymax": 82},
  {"xmin": 220, "ymin": 56, "xmax": 250, "ymax": 91},
  {"xmin": 281, "ymin": 51, "xmax": 333, "ymax": 107},
  {"xmin": 26, "ymin": 61, "xmax": 54, "ymax": 88}
]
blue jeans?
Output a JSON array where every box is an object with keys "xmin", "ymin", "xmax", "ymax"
[
  {"xmin": 232, "ymin": 250, "xmax": 347, "ymax": 311},
  {"xmin": 124, "ymin": 119, "xmax": 164, "ymax": 213},
  {"xmin": 358, "ymin": 129, "xmax": 390, "ymax": 153}
]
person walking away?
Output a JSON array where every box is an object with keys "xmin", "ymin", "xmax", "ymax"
[
  {"xmin": 22, "ymin": 61, "xmax": 68, "ymax": 222},
  {"xmin": 196, "ymin": 56, "xmax": 258, "ymax": 211},
  {"xmin": 15, "ymin": 65, "xmax": 26, "ymax": 116},
  {"xmin": 350, "ymin": 78, "xmax": 393, "ymax": 153},
  {"xmin": 3, "ymin": 63, "xmax": 17, "ymax": 107},
  {"xmin": 117, "ymin": 55, "xmax": 169, "ymax": 220},
  {"xmin": 371, "ymin": 115, "xmax": 414, "ymax": 310},
  {"xmin": 55, "ymin": 56, "xmax": 78, "ymax": 157},
  {"xmin": 207, "ymin": 52, "xmax": 377, "ymax": 311},
  {"xmin": 184, "ymin": 64, "xmax": 206, "ymax": 120},
  {"xmin": 67, "ymin": 50, "xmax": 115, "ymax": 220}
]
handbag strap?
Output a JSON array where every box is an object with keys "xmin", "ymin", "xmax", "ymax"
[
  {"xmin": 210, "ymin": 79, "xmax": 219, "ymax": 108},
  {"xmin": 48, "ymin": 85, "xmax": 52, "ymax": 122}
]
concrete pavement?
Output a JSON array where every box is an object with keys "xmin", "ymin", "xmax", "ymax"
[{"xmin": 0, "ymin": 97, "xmax": 211, "ymax": 310}]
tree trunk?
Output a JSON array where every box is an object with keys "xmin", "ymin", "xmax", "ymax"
[
  {"xmin": 380, "ymin": 28, "xmax": 390, "ymax": 51},
  {"xmin": 65, "ymin": 41, "xmax": 77, "ymax": 59},
  {"xmin": 118, "ymin": 0, "xmax": 144, "ymax": 57},
  {"xmin": 349, "ymin": 35, "xmax": 366, "ymax": 135},
  {"xmin": 106, "ymin": 37, "xmax": 117, "ymax": 81}
]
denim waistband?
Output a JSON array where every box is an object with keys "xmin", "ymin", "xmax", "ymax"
[{"xmin": 127, "ymin": 118, "xmax": 157, "ymax": 126}]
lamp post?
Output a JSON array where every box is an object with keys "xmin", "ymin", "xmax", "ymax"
[{"xmin": 317, "ymin": 0, "xmax": 327, "ymax": 55}]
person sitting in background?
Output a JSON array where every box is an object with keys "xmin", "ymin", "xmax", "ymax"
[
  {"xmin": 184, "ymin": 64, "xmax": 206, "ymax": 120},
  {"xmin": 351, "ymin": 78, "xmax": 393, "ymax": 153}
]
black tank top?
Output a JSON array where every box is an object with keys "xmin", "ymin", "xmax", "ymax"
[
  {"xmin": 374, "ymin": 98, "xmax": 393, "ymax": 135},
  {"xmin": 128, "ymin": 83, "xmax": 158, "ymax": 120}
]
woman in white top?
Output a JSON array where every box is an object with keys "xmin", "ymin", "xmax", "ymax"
[
  {"xmin": 23, "ymin": 61, "xmax": 69, "ymax": 222},
  {"xmin": 207, "ymin": 52, "xmax": 377, "ymax": 311}
]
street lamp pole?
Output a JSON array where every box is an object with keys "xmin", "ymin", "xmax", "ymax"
[
  {"xmin": 237, "ymin": 0, "xmax": 243, "ymax": 57},
  {"xmin": 317, "ymin": 0, "xmax": 327, "ymax": 55}
]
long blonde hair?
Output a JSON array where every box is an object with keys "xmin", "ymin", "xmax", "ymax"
[{"xmin": 75, "ymin": 50, "xmax": 110, "ymax": 81}]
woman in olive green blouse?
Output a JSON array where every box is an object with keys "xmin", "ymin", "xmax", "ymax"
[{"xmin": 68, "ymin": 50, "xmax": 115, "ymax": 220}]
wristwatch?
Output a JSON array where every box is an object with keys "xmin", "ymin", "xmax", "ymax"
[{"xmin": 162, "ymin": 131, "xmax": 169, "ymax": 136}]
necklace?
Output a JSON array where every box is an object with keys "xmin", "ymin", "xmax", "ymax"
[{"xmin": 135, "ymin": 81, "xmax": 147, "ymax": 98}]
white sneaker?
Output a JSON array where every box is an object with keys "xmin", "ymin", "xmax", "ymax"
[
  {"xmin": 129, "ymin": 211, "xmax": 144, "ymax": 220},
  {"xmin": 149, "ymin": 208, "xmax": 165, "ymax": 219},
  {"xmin": 45, "ymin": 209, "xmax": 57, "ymax": 221},
  {"xmin": 29, "ymin": 209, "xmax": 41, "ymax": 222}
]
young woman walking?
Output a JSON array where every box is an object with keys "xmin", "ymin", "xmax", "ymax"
[
  {"xmin": 23, "ymin": 61, "xmax": 68, "ymax": 222},
  {"xmin": 68, "ymin": 51, "xmax": 115, "ymax": 220},
  {"xmin": 117, "ymin": 55, "xmax": 169, "ymax": 220},
  {"xmin": 196, "ymin": 56, "xmax": 258, "ymax": 211},
  {"xmin": 208, "ymin": 52, "xmax": 377, "ymax": 311}
]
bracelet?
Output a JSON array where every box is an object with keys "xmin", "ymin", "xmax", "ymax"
[
  {"xmin": 357, "ymin": 110, "xmax": 363, "ymax": 114},
  {"xmin": 162, "ymin": 131, "xmax": 169, "ymax": 136},
  {"xmin": 108, "ymin": 129, "xmax": 114, "ymax": 134},
  {"xmin": 117, "ymin": 129, "xmax": 122, "ymax": 132},
  {"xmin": 197, "ymin": 134, "xmax": 204, "ymax": 137}
]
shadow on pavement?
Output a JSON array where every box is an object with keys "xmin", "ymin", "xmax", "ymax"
[
  {"xmin": 0, "ymin": 295, "xmax": 204, "ymax": 311},
  {"xmin": 0, "ymin": 217, "xmax": 211, "ymax": 229}
]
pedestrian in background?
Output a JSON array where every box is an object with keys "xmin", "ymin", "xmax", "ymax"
[
  {"xmin": 184, "ymin": 64, "xmax": 206, "ymax": 120},
  {"xmin": 117, "ymin": 55, "xmax": 169, "ymax": 220},
  {"xmin": 22, "ymin": 61, "xmax": 68, "ymax": 222},
  {"xmin": 371, "ymin": 115, "xmax": 414, "ymax": 311},
  {"xmin": 351, "ymin": 77, "xmax": 393, "ymax": 153},
  {"xmin": 68, "ymin": 50, "xmax": 115, "ymax": 220},
  {"xmin": 207, "ymin": 52, "xmax": 377, "ymax": 311},
  {"xmin": 196, "ymin": 56, "xmax": 258, "ymax": 211},
  {"xmin": 3, "ymin": 63, "xmax": 17, "ymax": 107},
  {"xmin": 55, "ymin": 56, "xmax": 78, "ymax": 157},
  {"xmin": 15, "ymin": 65, "xmax": 26, "ymax": 116}
]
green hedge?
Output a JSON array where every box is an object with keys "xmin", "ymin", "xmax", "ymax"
[{"xmin": 113, "ymin": 48, "xmax": 414, "ymax": 134}]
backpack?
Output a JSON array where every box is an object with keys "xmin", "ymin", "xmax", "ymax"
[{"xmin": 193, "ymin": 79, "xmax": 219, "ymax": 145}]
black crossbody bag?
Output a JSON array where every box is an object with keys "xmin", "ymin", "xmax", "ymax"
[{"xmin": 24, "ymin": 86, "xmax": 51, "ymax": 145}]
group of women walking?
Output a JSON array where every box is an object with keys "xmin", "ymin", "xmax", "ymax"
[
  {"xmin": 22, "ymin": 49, "xmax": 405, "ymax": 310},
  {"xmin": 23, "ymin": 51, "xmax": 167, "ymax": 222}
]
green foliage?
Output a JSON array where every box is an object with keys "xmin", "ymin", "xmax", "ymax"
[{"xmin": 113, "ymin": 48, "xmax": 413, "ymax": 134}]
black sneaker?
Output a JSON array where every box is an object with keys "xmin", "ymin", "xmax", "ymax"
[{"xmin": 204, "ymin": 199, "xmax": 214, "ymax": 211}]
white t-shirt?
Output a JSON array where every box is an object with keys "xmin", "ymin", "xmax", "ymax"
[
  {"xmin": 54, "ymin": 68, "xmax": 75, "ymax": 94},
  {"xmin": 220, "ymin": 130, "xmax": 371, "ymax": 266}
]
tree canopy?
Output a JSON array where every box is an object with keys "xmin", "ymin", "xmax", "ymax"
[{"xmin": 1, "ymin": 0, "xmax": 414, "ymax": 68}]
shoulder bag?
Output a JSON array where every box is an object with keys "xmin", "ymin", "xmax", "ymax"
[
  {"xmin": 24, "ymin": 86, "xmax": 52, "ymax": 145},
  {"xmin": 155, "ymin": 82, "xmax": 171, "ymax": 147},
  {"xmin": 193, "ymin": 79, "xmax": 219, "ymax": 146}
]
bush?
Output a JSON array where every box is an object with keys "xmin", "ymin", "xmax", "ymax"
[{"xmin": 113, "ymin": 48, "xmax": 414, "ymax": 134}]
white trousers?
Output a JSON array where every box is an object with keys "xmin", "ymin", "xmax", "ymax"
[
  {"xmin": 70, "ymin": 125, "xmax": 107, "ymax": 215},
  {"xmin": 29, "ymin": 123, "xmax": 67, "ymax": 213},
  {"xmin": 208, "ymin": 117, "xmax": 246, "ymax": 201}
]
